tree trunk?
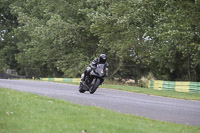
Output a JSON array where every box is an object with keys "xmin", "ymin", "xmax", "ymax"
[
  {"xmin": 196, "ymin": 0, "xmax": 200, "ymax": 5},
  {"xmin": 109, "ymin": 60, "xmax": 122, "ymax": 78},
  {"xmin": 188, "ymin": 57, "xmax": 191, "ymax": 81}
]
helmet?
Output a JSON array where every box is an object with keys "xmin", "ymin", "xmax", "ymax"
[{"xmin": 99, "ymin": 54, "xmax": 107, "ymax": 64}]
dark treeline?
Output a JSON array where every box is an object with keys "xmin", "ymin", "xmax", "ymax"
[{"xmin": 0, "ymin": 0, "xmax": 200, "ymax": 81}]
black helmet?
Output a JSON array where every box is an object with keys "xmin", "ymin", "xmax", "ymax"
[{"xmin": 99, "ymin": 54, "xmax": 107, "ymax": 64}]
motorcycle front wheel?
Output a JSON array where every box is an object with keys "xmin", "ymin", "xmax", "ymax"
[{"xmin": 89, "ymin": 78, "xmax": 100, "ymax": 94}]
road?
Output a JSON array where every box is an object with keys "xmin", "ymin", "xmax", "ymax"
[{"xmin": 0, "ymin": 79, "xmax": 200, "ymax": 126}]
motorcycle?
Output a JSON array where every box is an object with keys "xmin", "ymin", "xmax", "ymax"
[{"xmin": 79, "ymin": 64, "xmax": 106, "ymax": 94}]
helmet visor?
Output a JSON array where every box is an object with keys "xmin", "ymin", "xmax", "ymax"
[{"xmin": 99, "ymin": 57, "xmax": 106, "ymax": 64}]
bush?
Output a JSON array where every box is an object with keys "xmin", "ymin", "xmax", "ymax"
[{"xmin": 138, "ymin": 73, "xmax": 155, "ymax": 88}]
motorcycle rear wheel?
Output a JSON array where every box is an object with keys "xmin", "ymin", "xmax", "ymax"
[{"xmin": 89, "ymin": 78, "xmax": 100, "ymax": 94}]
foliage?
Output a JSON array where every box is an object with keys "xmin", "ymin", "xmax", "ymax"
[
  {"xmin": 0, "ymin": 0, "xmax": 18, "ymax": 72},
  {"xmin": 0, "ymin": 0, "xmax": 199, "ymax": 81}
]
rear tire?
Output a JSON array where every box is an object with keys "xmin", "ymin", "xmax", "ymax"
[
  {"xmin": 89, "ymin": 78, "xmax": 100, "ymax": 94},
  {"xmin": 79, "ymin": 82, "xmax": 85, "ymax": 93}
]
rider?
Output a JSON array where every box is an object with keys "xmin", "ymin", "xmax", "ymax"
[{"xmin": 81, "ymin": 54, "xmax": 109, "ymax": 81}]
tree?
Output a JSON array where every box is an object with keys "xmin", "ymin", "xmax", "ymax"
[
  {"xmin": 0, "ymin": 0, "xmax": 19, "ymax": 72},
  {"xmin": 1, "ymin": 0, "xmax": 199, "ymax": 81},
  {"xmin": 142, "ymin": 0, "xmax": 200, "ymax": 81}
]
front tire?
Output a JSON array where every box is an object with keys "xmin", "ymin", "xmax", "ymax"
[{"xmin": 89, "ymin": 78, "xmax": 100, "ymax": 94}]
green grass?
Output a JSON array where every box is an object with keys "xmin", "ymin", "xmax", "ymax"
[
  {"xmin": 101, "ymin": 84, "xmax": 200, "ymax": 101},
  {"xmin": 0, "ymin": 87, "xmax": 200, "ymax": 133}
]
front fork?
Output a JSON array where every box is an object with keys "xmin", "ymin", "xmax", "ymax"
[
  {"xmin": 91, "ymin": 77, "xmax": 97, "ymax": 86},
  {"xmin": 91, "ymin": 77, "xmax": 104, "ymax": 86}
]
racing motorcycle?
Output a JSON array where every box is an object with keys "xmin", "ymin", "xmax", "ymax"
[{"xmin": 79, "ymin": 64, "xmax": 106, "ymax": 94}]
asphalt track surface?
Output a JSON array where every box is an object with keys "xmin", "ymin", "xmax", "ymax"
[{"xmin": 0, "ymin": 79, "xmax": 200, "ymax": 126}]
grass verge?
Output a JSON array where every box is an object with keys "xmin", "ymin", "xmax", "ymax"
[
  {"xmin": 0, "ymin": 87, "xmax": 200, "ymax": 133},
  {"xmin": 101, "ymin": 84, "xmax": 200, "ymax": 101},
  {"xmin": 47, "ymin": 80, "xmax": 200, "ymax": 101}
]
